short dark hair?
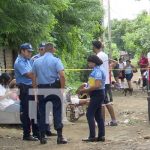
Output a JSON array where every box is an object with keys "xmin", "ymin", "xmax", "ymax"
[
  {"xmin": 92, "ymin": 41, "xmax": 102, "ymax": 49},
  {"xmin": 0, "ymin": 73, "xmax": 11, "ymax": 86},
  {"xmin": 87, "ymin": 55, "xmax": 103, "ymax": 66}
]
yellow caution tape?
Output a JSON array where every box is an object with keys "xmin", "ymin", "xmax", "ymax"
[
  {"xmin": 0, "ymin": 68, "xmax": 148, "ymax": 71},
  {"xmin": 0, "ymin": 69, "xmax": 14, "ymax": 71},
  {"xmin": 65, "ymin": 69, "xmax": 92, "ymax": 71}
]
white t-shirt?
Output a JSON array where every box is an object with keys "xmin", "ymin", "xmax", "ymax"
[
  {"xmin": 0, "ymin": 84, "xmax": 15, "ymax": 111},
  {"xmin": 97, "ymin": 51, "xmax": 110, "ymax": 84},
  {"xmin": 119, "ymin": 62, "xmax": 126, "ymax": 69},
  {"xmin": 119, "ymin": 63, "xmax": 124, "ymax": 69},
  {"xmin": 147, "ymin": 52, "xmax": 150, "ymax": 64},
  {"xmin": 0, "ymin": 84, "xmax": 6, "ymax": 96}
]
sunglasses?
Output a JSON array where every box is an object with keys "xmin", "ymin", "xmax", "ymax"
[{"xmin": 39, "ymin": 48, "xmax": 45, "ymax": 51}]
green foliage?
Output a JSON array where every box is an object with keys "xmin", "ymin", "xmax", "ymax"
[
  {"xmin": 111, "ymin": 43, "xmax": 120, "ymax": 59},
  {"xmin": 107, "ymin": 11, "xmax": 150, "ymax": 60},
  {"xmin": 0, "ymin": 0, "xmax": 104, "ymax": 85},
  {"xmin": 0, "ymin": 0, "xmax": 70, "ymax": 49},
  {"xmin": 123, "ymin": 12, "xmax": 150, "ymax": 54},
  {"xmin": 53, "ymin": 0, "xmax": 103, "ymax": 84},
  {"xmin": 105, "ymin": 19, "xmax": 132, "ymax": 51},
  {"xmin": 0, "ymin": 0, "xmax": 53, "ymax": 49}
]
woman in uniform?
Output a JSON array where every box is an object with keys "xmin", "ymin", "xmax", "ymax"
[{"xmin": 77, "ymin": 55, "xmax": 106, "ymax": 142}]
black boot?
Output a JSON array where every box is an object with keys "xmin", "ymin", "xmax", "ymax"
[
  {"xmin": 40, "ymin": 132, "xmax": 47, "ymax": 144},
  {"xmin": 23, "ymin": 135, "xmax": 38, "ymax": 141},
  {"xmin": 82, "ymin": 137, "xmax": 97, "ymax": 142},
  {"xmin": 46, "ymin": 131, "xmax": 57, "ymax": 137},
  {"xmin": 57, "ymin": 129, "xmax": 67, "ymax": 144},
  {"xmin": 33, "ymin": 132, "xmax": 40, "ymax": 140},
  {"xmin": 97, "ymin": 136, "xmax": 105, "ymax": 142}
]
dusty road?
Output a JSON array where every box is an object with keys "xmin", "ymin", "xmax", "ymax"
[{"xmin": 0, "ymin": 90, "xmax": 150, "ymax": 150}]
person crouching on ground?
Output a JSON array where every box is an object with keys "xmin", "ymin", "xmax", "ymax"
[{"xmin": 77, "ymin": 55, "xmax": 106, "ymax": 142}]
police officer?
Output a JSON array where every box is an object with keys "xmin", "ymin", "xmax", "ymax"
[
  {"xmin": 30, "ymin": 43, "xmax": 46, "ymax": 64},
  {"xmin": 77, "ymin": 55, "xmax": 106, "ymax": 142},
  {"xmin": 14, "ymin": 43, "xmax": 39, "ymax": 141},
  {"xmin": 31, "ymin": 43, "xmax": 57, "ymax": 137},
  {"xmin": 32, "ymin": 43, "xmax": 67, "ymax": 144}
]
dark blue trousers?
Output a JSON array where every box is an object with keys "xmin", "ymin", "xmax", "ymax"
[
  {"xmin": 38, "ymin": 85, "xmax": 63, "ymax": 134},
  {"xmin": 19, "ymin": 84, "xmax": 39, "ymax": 137},
  {"xmin": 86, "ymin": 90, "xmax": 105, "ymax": 138}
]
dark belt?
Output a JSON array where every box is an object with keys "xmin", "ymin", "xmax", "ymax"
[
  {"xmin": 17, "ymin": 83, "xmax": 32, "ymax": 88},
  {"xmin": 17, "ymin": 83, "xmax": 32, "ymax": 93},
  {"xmin": 38, "ymin": 80, "xmax": 61, "ymax": 89}
]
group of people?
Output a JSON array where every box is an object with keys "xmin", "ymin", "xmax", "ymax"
[
  {"xmin": 138, "ymin": 53, "xmax": 150, "ymax": 90},
  {"xmin": 110, "ymin": 51, "xmax": 150, "ymax": 91},
  {"xmin": 0, "ymin": 40, "xmax": 118, "ymax": 144},
  {"xmin": 14, "ymin": 43, "xmax": 67, "ymax": 144},
  {"xmin": 1, "ymin": 40, "xmax": 150, "ymax": 145},
  {"xmin": 78, "ymin": 41, "xmax": 118, "ymax": 142},
  {"xmin": 111, "ymin": 58, "xmax": 136, "ymax": 90}
]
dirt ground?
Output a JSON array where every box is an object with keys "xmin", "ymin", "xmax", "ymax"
[
  {"xmin": 0, "ymin": 91, "xmax": 150, "ymax": 150},
  {"xmin": 1, "ymin": 72, "xmax": 150, "ymax": 150}
]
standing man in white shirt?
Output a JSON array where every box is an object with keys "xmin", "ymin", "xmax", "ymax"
[{"xmin": 92, "ymin": 40, "xmax": 117, "ymax": 126}]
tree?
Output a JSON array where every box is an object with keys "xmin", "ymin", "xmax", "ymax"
[
  {"xmin": 105, "ymin": 19, "xmax": 132, "ymax": 51},
  {"xmin": 0, "ymin": 0, "xmax": 68, "ymax": 49},
  {"xmin": 53, "ymin": 0, "xmax": 104, "ymax": 83},
  {"xmin": 106, "ymin": 11, "xmax": 150, "ymax": 58},
  {"xmin": 123, "ymin": 12, "xmax": 150, "ymax": 54},
  {"xmin": 0, "ymin": 0, "xmax": 104, "ymax": 85}
]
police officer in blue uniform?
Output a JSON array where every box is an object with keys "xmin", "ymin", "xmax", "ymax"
[
  {"xmin": 14, "ymin": 43, "xmax": 39, "ymax": 141},
  {"xmin": 77, "ymin": 55, "xmax": 106, "ymax": 142},
  {"xmin": 32, "ymin": 43, "xmax": 67, "ymax": 144},
  {"xmin": 30, "ymin": 43, "xmax": 45, "ymax": 64},
  {"xmin": 31, "ymin": 43, "xmax": 57, "ymax": 137}
]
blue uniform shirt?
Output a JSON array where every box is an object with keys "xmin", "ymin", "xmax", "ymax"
[
  {"xmin": 14, "ymin": 55, "xmax": 32, "ymax": 85},
  {"xmin": 32, "ymin": 52, "xmax": 64, "ymax": 84},
  {"xmin": 30, "ymin": 53, "xmax": 41, "ymax": 66},
  {"xmin": 88, "ymin": 66, "xmax": 106, "ymax": 90}
]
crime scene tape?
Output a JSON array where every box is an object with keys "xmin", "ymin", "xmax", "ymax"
[{"xmin": 0, "ymin": 68, "xmax": 149, "ymax": 71}]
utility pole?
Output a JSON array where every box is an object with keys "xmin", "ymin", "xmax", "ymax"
[
  {"xmin": 107, "ymin": 0, "xmax": 112, "ymax": 57},
  {"xmin": 100, "ymin": 0, "xmax": 104, "ymax": 42},
  {"xmin": 100, "ymin": 0, "xmax": 111, "ymax": 56},
  {"xmin": 107, "ymin": 0, "xmax": 112, "ymax": 58}
]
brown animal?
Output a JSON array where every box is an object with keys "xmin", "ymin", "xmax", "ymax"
[{"xmin": 133, "ymin": 78, "xmax": 141, "ymax": 89}]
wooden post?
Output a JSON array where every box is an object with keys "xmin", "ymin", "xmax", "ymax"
[
  {"xmin": 3, "ymin": 49, "xmax": 6, "ymax": 72},
  {"xmin": 107, "ymin": 0, "xmax": 112, "ymax": 58}
]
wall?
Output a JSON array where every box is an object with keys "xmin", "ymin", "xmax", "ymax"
[{"xmin": 0, "ymin": 49, "xmax": 13, "ymax": 75}]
